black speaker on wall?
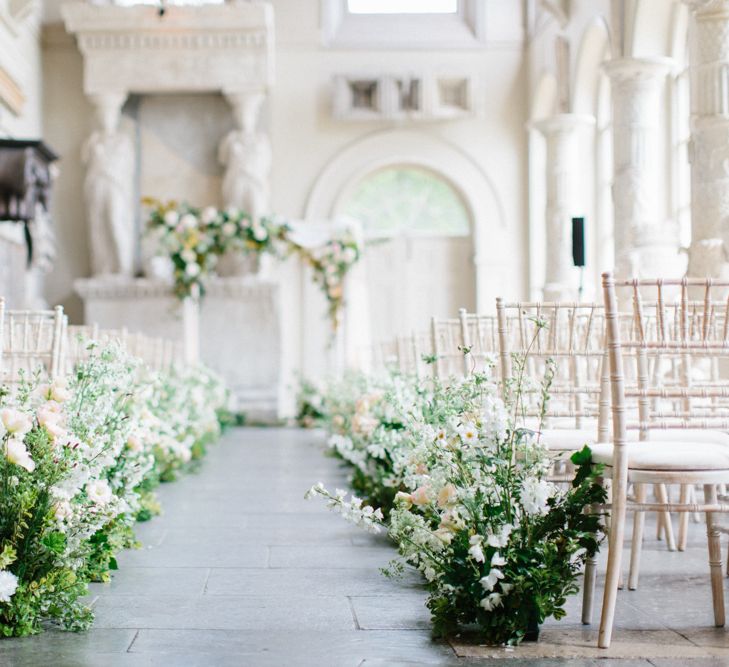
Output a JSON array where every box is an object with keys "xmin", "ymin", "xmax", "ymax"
[{"xmin": 572, "ymin": 217, "xmax": 585, "ymax": 268}]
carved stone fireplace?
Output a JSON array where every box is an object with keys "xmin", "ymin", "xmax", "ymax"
[{"xmin": 62, "ymin": 1, "xmax": 280, "ymax": 418}]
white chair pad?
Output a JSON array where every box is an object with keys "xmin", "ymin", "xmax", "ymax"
[
  {"xmin": 590, "ymin": 441, "xmax": 729, "ymax": 471},
  {"xmin": 536, "ymin": 428, "xmax": 729, "ymax": 453}
]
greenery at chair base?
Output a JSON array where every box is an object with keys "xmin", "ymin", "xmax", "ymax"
[
  {"xmin": 414, "ymin": 447, "xmax": 605, "ymax": 646},
  {"xmin": 305, "ymin": 352, "xmax": 606, "ymax": 646}
]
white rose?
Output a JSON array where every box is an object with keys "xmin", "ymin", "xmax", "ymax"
[
  {"xmin": 252, "ymin": 224, "xmax": 268, "ymax": 242},
  {"xmin": 222, "ymin": 222, "xmax": 237, "ymax": 237},
  {"xmin": 163, "ymin": 210, "xmax": 179, "ymax": 226},
  {"xmin": 5, "ymin": 437, "xmax": 35, "ymax": 472},
  {"xmin": 86, "ymin": 479, "xmax": 113, "ymax": 506},
  {"xmin": 1, "ymin": 408, "xmax": 33, "ymax": 437},
  {"xmin": 0, "ymin": 571, "xmax": 19, "ymax": 603},
  {"xmin": 201, "ymin": 206, "xmax": 218, "ymax": 224},
  {"xmin": 181, "ymin": 249, "xmax": 197, "ymax": 264},
  {"xmin": 185, "ymin": 262, "xmax": 201, "ymax": 278},
  {"xmin": 181, "ymin": 214, "xmax": 198, "ymax": 230}
]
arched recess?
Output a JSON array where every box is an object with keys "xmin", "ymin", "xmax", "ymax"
[
  {"xmin": 572, "ymin": 17, "xmax": 612, "ymax": 115},
  {"xmin": 530, "ymin": 71, "xmax": 557, "ymax": 122},
  {"xmin": 305, "ymin": 128, "xmax": 506, "ymax": 314},
  {"xmin": 631, "ymin": 0, "xmax": 676, "ymax": 58},
  {"xmin": 298, "ymin": 129, "xmax": 506, "ymax": 377}
]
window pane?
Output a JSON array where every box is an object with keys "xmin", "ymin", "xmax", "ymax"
[
  {"xmin": 347, "ymin": 0, "xmax": 457, "ymax": 14},
  {"xmin": 344, "ymin": 167, "xmax": 470, "ymax": 239}
]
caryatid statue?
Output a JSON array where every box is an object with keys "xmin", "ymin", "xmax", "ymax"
[
  {"xmin": 219, "ymin": 91, "xmax": 272, "ymax": 218},
  {"xmin": 82, "ymin": 93, "xmax": 135, "ymax": 277}
]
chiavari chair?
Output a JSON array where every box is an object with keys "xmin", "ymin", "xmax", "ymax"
[
  {"xmin": 0, "ymin": 301, "xmax": 65, "ymax": 385},
  {"xmin": 589, "ymin": 274, "xmax": 729, "ymax": 649}
]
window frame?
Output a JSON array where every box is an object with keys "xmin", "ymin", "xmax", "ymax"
[{"xmin": 321, "ymin": 0, "xmax": 486, "ymax": 49}]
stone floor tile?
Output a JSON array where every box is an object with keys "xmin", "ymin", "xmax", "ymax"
[
  {"xmin": 204, "ymin": 566, "xmax": 424, "ymax": 596},
  {"xmin": 351, "ymin": 594, "xmax": 432, "ymax": 630},
  {"xmin": 269, "ymin": 544, "xmax": 396, "ymax": 569},
  {"xmin": 88, "ymin": 567, "xmax": 210, "ymax": 597}
]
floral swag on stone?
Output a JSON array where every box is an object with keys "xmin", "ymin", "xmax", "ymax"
[{"xmin": 144, "ymin": 199, "xmax": 362, "ymax": 331}]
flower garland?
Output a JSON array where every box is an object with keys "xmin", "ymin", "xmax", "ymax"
[
  {"xmin": 0, "ymin": 341, "xmax": 230, "ymax": 636},
  {"xmin": 301, "ymin": 347, "xmax": 605, "ymax": 645},
  {"xmin": 144, "ymin": 200, "xmax": 362, "ymax": 331}
]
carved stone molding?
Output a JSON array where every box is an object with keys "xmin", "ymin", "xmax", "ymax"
[
  {"xmin": 61, "ymin": 1, "xmax": 274, "ymax": 96},
  {"xmin": 533, "ymin": 113, "xmax": 595, "ymax": 300}
]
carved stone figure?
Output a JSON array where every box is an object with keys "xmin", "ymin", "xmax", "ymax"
[
  {"xmin": 219, "ymin": 130, "xmax": 272, "ymax": 217},
  {"xmin": 219, "ymin": 91, "xmax": 271, "ymax": 218},
  {"xmin": 82, "ymin": 94, "xmax": 135, "ymax": 277}
]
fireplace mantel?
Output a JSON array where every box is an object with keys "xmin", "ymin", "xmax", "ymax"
[{"xmin": 61, "ymin": 1, "xmax": 274, "ymax": 96}]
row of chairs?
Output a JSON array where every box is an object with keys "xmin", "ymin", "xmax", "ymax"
[
  {"xmin": 371, "ymin": 275, "xmax": 729, "ymax": 648},
  {"xmin": 0, "ymin": 298, "xmax": 186, "ymax": 387}
]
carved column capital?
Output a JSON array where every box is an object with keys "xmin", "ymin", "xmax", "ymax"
[{"xmin": 603, "ymin": 57, "xmax": 675, "ymax": 89}]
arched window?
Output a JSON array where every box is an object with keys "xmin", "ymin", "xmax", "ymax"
[
  {"xmin": 343, "ymin": 166, "xmax": 470, "ymax": 239},
  {"xmin": 342, "ymin": 166, "xmax": 475, "ymax": 344}
]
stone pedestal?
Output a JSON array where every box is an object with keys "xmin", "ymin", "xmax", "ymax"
[
  {"xmin": 75, "ymin": 276, "xmax": 281, "ymax": 421},
  {"xmin": 534, "ymin": 114, "xmax": 595, "ymax": 300},
  {"xmin": 604, "ymin": 57, "xmax": 679, "ymax": 278},
  {"xmin": 686, "ymin": 0, "xmax": 729, "ymax": 277}
]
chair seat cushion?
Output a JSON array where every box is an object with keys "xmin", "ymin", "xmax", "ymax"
[
  {"xmin": 536, "ymin": 427, "xmax": 729, "ymax": 452},
  {"xmin": 590, "ymin": 441, "xmax": 729, "ymax": 471}
]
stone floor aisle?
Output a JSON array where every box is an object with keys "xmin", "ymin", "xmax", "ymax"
[{"xmin": 2, "ymin": 427, "xmax": 729, "ymax": 666}]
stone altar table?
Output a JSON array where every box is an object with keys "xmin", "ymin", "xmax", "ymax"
[{"xmin": 75, "ymin": 275, "xmax": 281, "ymax": 421}]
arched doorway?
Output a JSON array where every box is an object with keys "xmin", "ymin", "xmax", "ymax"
[{"xmin": 341, "ymin": 165, "xmax": 475, "ymax": 345}]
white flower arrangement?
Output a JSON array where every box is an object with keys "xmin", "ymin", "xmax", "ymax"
[
  {"xmin": 304, "ymin": 350, "xmax": 606, "ymax": 645},
  {"xmin": 0, "ymin": 338, "xmax": 230, "ymax": 637},
  {"xmin": 145, "ymin": 199, "xmax": 362, "ymax": 332}
]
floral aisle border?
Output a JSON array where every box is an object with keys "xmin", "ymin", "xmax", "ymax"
[
  {"xmin": 0, "ymin": 340, "xmax": 230, "ymax": 636},
  {"xmin": 299, "ymin": 347, "xmax": 605, "ymax": 645},
  {"xmin": 144, "ymin": 200, "xmax": 362, "ymax": 332}
]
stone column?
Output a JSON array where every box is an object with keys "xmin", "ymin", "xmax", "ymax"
[
  {"xmin": 605, "ymin": 57, "xmax": 677, "ymax": 278},
  {"xmin": 534, "ymin": 114, "xmax": 595, "ymax": 300},
  {"xmin": 686, "ymin": 0, "xmax": 729, "ymax": 276}
]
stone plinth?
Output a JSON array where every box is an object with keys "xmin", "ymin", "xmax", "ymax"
[{"xmin": 75, "ymin": 275, "xmax": 281, "ymax": 421}]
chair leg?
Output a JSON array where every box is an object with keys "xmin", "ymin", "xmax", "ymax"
[
  {"xmin": 582, "ymin": 554, "xmax": 597, "ymax": 625},
  {"xmin": 629, "ymin": 484, "xmax": 647, "ymax": 591},
  {"xmin": 598, "ymin": 477, "xmax": 628, "ymax": 648},
  {"xmin": 704, "ymin": 484, "xmax": 725, "ymax": 627},
  {"xmin": 678, "ymin": 484, "xmax": 689, "ymax": 552},
  {"xmin": 655, "ymin": 484, "xmax": 676, "ymax": 551}
]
